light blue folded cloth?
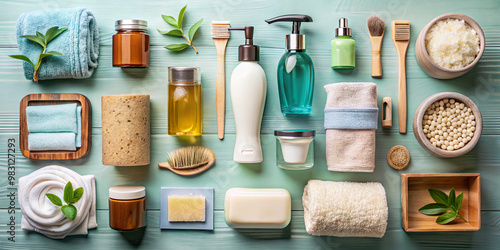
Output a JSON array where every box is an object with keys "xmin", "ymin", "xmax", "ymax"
[
  {"xmin": 26, "ymin": 103, "xmax": 78, "ymax": 133},
  {"xmin": 324, "ymin": 108, "xmax": 379, "ymax": 130},
  {"xmin": 77, "ymin": 106, "xmax": 82, "ymax": 147},
  {"xmin": 16, "ymin": 8, "xmax": 99, "ymax": 80},
  {"xmin": 28, "ymin": 133, "xmax": 77, "ymax": 151}
]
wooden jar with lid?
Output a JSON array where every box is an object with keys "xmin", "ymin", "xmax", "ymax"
[{"xmin": 109, "ymin": 185, "xmax": 147, "ymax": 230}]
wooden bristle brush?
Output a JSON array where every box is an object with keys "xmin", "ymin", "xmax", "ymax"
[
  {"xmin": 158, "ymin": 146, "xmax": 215, "ymax": 176},
  {"xmin": 367, "ymin": 15, "xmax": 385, "ymax": 78},
  {"xmin": 211, "ymin": 21, "xmax": 230, "ymax": 140},
  {"xmin": 392, "ymin": 20, "xmax": 410, "ymax": 134}
]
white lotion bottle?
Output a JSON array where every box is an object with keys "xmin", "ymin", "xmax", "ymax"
[{"xmin": 229, "ymin": 26, "xmax": 267, "ymax": 163}]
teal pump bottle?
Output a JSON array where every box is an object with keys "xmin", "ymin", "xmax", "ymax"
[
  {"xmin": 266, "ymin": 15, "xmax": 314, "ymax": 115},
  {"xmin": 331, "ymin": 18, "xmax": 355, "ymax": 69}
]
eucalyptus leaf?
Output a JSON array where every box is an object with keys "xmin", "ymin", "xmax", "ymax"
[
  {"xmin": 46, "ymin": 193, "xmax": 63, "ymax": 206},
  {"xmin": 61, "ymin": 205, "xmax": 77, "ymax": 220},
  {"xmin": 162, "ymin": 15, "xmax": 178, "ymax": 28},
  {"xmin": 456, "ymin": 192, "xmax": 464, "ymax": 211},
  {"xmin": 436, "ymin": 211, "xmax": 457, "ymax": 224},
  {"xmin": 178, "ymin": 5, "xmax": 187, "ymax": 29},
  {"xmin": 20, "ymin": 35, "xmax": 45, "ymax": 47},
  {"xmin": 188, "ymin": 18, "xmax": 203, "ymax": 41},
  {"xmin": 165, "ymin": 43, "xmax": 190, "ymax": 51},
  {"xmin": 448, "ymin": 188, "xmax": 456, "ymax": 210},
  {"xmin": 63, "ymin": 182, "xmax": 74, "ymax": 204},
  {"xmin": 429, "ymin": 189, "xmax": 449, "ymax": 205},
  {"xmin": 164, "ymin": 29, "xmax": 184, "ymax": 37},
  {"xmin": 72, "ymin": 187, "xmax": 84, "ymax": 203},
  {"xmin": 418, "ymin": 203, "xmax": 449, "ymax": 215},
  {"xmin": 8, "ymin": 55, "xmax": 34, "ymax": 67}
]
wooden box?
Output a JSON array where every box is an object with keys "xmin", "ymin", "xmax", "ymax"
[
  {"xmin": 401, "ymin": 173, "xmax": 480, "ymax": 232},
  {"xmin": 20, "ymin": 93, "xmax": 92, "ymax": 160}
]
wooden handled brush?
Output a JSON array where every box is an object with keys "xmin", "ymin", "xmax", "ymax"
[
  {"xmin": 392, "ymin": 21, "xmax": 410, "ymax": 134},
  {"xmin": 367, "ymin": 15, "xmax": 385, "ymax": 78},
  {"xmin": 211, "ymin": 21, "xmax": 230, "ymax": 140},
  {"xmin": 158, "ymin": 146, "xmax": 215, "ymax": 176}
]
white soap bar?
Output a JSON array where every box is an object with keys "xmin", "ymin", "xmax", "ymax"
[{"xmin": 224, "ymin": 188, "xmax": 291, "ymax": 229}]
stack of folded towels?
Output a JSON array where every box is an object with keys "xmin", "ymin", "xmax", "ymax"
[{"xmin": 26, "ymin": 103, "xmax": 82, "ymax": 151}]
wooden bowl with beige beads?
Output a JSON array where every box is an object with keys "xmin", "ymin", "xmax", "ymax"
[{"xmin": 413, "ymin": 92, "xmax": 482, "ymax": 158}]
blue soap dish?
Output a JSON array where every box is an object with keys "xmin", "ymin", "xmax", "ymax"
[{"xmin": 160, "ymin": 187, "xmax": 214, "ymax": 230}]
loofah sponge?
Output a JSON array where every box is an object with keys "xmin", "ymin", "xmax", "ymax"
[{"xmin": 302, "ymin": 180, "xmax": 388, "ymax": 238}]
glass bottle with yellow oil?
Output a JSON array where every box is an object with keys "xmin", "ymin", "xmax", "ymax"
[{"xmin": 168, "ymin": 67, "xmax": 202, "ymax": 136}]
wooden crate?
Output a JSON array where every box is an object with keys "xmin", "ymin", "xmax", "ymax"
[{"xmin": 401, "ymin": 173, "xmax": 480, "ymax": 232}]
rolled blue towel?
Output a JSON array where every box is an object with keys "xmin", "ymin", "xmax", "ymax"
[
  {"xmin": 28, "ymin": 133, "xmax": 76, "ymax": 151},
  {"xmin": 26, "ymin": 103, "xmax": 77, "ymax": 133},
  {"xmin": 16, "ymin": 8, "xmax": 99, "ymax": 80}
]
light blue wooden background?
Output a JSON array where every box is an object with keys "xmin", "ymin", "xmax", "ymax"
[{"xmin": 1, "ymin": 0, "xmax": 500, "ymax": 249}]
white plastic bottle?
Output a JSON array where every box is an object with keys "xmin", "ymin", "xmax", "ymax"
[{"xmin": 229, "ymin": 26, "xmax": 267, "ymax": 163}]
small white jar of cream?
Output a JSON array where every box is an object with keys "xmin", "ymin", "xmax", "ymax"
[{"xmin": 274, "ymin": 130, "xmax": 315, "ymax": 170}]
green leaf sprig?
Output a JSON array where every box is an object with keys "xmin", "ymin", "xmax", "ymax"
[
  {"xmin": 46, "ymin": 182, "xmax": 84, "ymax": 221},
  {"xmin": 9, "ymin": 26, "xmax": 67, "ymax": 83},
  {"xmin": 158, "ymin": 5, "xmax": 203, "ymax": 53},
  {"xmin": 419, "ymin": 188, "xmax": 467, "ymax": 225}
]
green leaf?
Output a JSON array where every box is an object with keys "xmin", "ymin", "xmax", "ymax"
[
  {"xmin": 456, "ymin": 192, "xmax": 464, "ymax": 211},
  {"xmin": 63, "ymin": 182, "xmax": 74, "ymax": 204},
  {"xmin": 436, "ymin": 211, "xmax": 457, "ymax": 224},
  {"xmin": 448, "ymin": 188, "xmax": 456, "ymax": 210},
  {"xmin": 178, "ymin": 5, "xmax": 187, "ymax": 29},
  {"xmin": 61, "ymin": 204, "xmax": 77, "ymax": 220},
  {"xmin": 44, "ymin": 26, "xmax": 60, "ymax": 43},
  {"xmin": 158, "ymin": 29, "xmax": 183, "ymax": 37},
  {"xmin": 40, "ymin": 51, "xmax": 63, "ymax": 60},
  {"xmin": 429, "ymin": 189, "xmax": 450, "ymax": 205},
  {"xmin": 20, "ymin": 35, "xmax": 45, "ymax": 47},
  {"xmin": 164, "ymin": 43, "xmax": 190, "ymax": 51},
  {"xmin": 36, "ymin": 31, "xmax": 45, "ymax": 41},
  {"xmin": 45, "ymin": 193, "xmax": 63, "ymax": 206},
  {"xmin": 46, "ymin": 27, "xmax": 67, "ymax": 44},
  {"xmin": 8, "ymin": 55, "xmax": 35, "ymax": 67},
  {"xmin": 162, "ymin": 15, "xmax": 178, "ymax": 28},
  {"xmin": 418, "ymin": 203, "xmax": 449, "ymax": 215},
  {"xmin": 188, "ymin": 18, "xmax": 203, "ymax": 41},
  {"xmin": 72, "ymin": 187, "xmax": 84, "ymax": 204}
]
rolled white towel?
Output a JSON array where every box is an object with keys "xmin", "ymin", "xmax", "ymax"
[
  {"xmin": 18, "ymin": 165, "xmax": 97, "ymax": 239},
  {"xmin": 302, "ymin": 180, "xmax": 388, "ymax": 238}
]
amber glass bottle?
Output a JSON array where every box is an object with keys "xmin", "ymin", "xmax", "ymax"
[
  {"xmin": 109, "ymin": 186, "xmax": 147, "ymax": 231},
  {"xmin": 113, "ymin": 20, "xmax": 150, "ymax": 67},
  {"xmin": 168, "ymin": 67, "xmax": 203, "ymax": 136}
]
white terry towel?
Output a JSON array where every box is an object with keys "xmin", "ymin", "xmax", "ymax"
[
  {"xmin": 302, "ymin": 180, "xmax": 388, "ymax": 238},
  {"xmin": 18, "ymin": 165, "xmax": 97, "ymax": 239},
  {"xmin": 324, "ymin": 82, "xmax": 378, "ymax": 172}
]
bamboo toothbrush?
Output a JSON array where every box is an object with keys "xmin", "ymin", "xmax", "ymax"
[
  {"xmin": 367, "ymin": 15, "xmax": 385, "ymax": 78},
  {"xmin": 392, "ymin": 21, "xmax": 410, "ymax": 134},
  {"xmin": 211, "ymin": 21, "xmax": 230, "ymax": 140}
]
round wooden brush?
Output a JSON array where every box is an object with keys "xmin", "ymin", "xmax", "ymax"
[
  {"xmin": 158, "ymin": 146, "xmax": 215, "ymax": 176},
  {"xmin": 367, "ymin": 15, "xmax": 386, "ymax": 78}
]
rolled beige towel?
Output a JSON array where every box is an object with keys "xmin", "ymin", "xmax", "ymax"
[
  {"xmin": 302, "ymin": 180, "xmax": 388, "ymax": 238},
  {"xmin": 102, "ymin": 94, "xmax": 150, "ymax": 166}
]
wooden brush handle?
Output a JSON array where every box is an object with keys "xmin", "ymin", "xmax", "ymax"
[
  {"xmin": 398, "ymin": 50, "xmax": 407, "ymax": 134},
  {"xmin": 214, "ymin": 39, "xmax": 229, "ymax": 140},
  {"xmin": 370, "ymin": 36, "xmax": 383, "ymax": 78}
]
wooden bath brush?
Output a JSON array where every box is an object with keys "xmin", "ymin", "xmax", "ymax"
[{"xmin": 158, "ymin": 146, "xmax": 215, "ymax": 176}]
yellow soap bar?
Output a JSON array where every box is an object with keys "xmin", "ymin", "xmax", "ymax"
[{"xmin": 168, "ymin": 195, "xmax": 206, "ymax": 222}]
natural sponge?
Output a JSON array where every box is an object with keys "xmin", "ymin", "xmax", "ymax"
[{"xmin": 302, "ymin": 180, "xmax": 388, "ymax": 237}]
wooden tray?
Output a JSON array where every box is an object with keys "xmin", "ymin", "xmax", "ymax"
[
  {"xmin": 401, "ymin": 173, "xmax": 480, "ymax": 232},
  {"xmin": 20, "ymin": 93, "xmax": 92, "ymax": 160}
]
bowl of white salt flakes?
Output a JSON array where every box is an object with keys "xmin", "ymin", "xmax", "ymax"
[
  {"xmin": 415, "ymin": 13, "xmax": 485, "ymax": 79},
  {"xmin": 413, "ymin": 92, "xmax": 482, "ymax": 158}
]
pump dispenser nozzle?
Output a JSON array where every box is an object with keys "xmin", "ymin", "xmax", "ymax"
[
  {"xmin": 265, "ymin": 14, "xmax": 313, "ymax": 51},
  {"xmin": 229, "ymin": 26, "xmax": 259, "ymax": 61}
]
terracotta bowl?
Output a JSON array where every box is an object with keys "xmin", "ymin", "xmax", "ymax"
[
  {"xmin": 413, "ymin": 92, "xmax": 482, "ymax": 158},
  {"xmin": 415, "ymin": 13, "xmax": 485, "ymax": 79}
]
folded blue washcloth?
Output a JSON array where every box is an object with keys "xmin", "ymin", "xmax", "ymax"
[
  {"xmin": 26, "ymin": 103, "xmax": 78, "ymax": 133},
  {"xmin": 28, "ymin": 133, "xmax": 77, "ymax": 151},
  {"xmin": 16, "ymin": 8, "xmax": 99, "ymax": 80},
  {"xmin": 77, "ymin": 106, "xmax": 82, "ymax": 147}
]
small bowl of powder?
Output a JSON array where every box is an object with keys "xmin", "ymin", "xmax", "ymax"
[{"xmin": 415, "ymin": 13, "xmax": 485, "ymax": 79}]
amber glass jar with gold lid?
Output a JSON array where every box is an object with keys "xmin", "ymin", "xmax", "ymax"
[
  {"xmin": 109, "ymin": 185, "xmax": 146, "ymax": 230},
  {"xmin": 113, "ymin": 20, "xmax": 150, "ymax": 67}
]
